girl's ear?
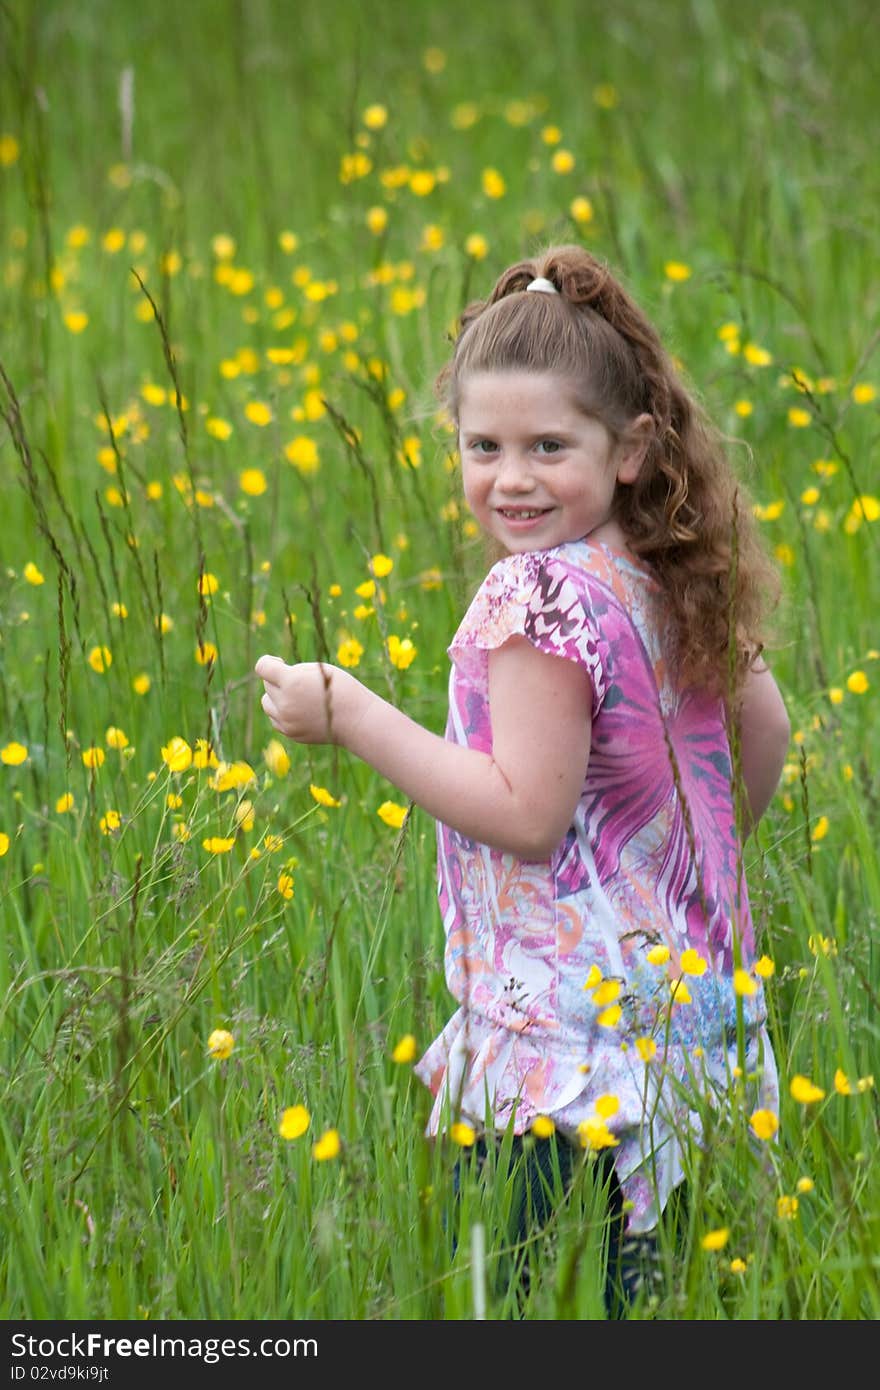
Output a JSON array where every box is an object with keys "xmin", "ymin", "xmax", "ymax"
[{"xmin": 614, "ymin": 413, "xmax": 654, "ymax": 485}]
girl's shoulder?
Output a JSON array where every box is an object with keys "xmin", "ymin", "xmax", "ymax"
[{"xmin": 483, "ymin": 537, "xmax": 660, "ymax": 602}]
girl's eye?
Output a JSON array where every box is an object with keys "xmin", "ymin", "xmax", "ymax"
[
  {"xmin": 473, "ymin": 440, "xmax": 497, "ymax": 454},
  {"xmin": 537, "ymin": 440, "xmax": 562, "ymax": 455}
]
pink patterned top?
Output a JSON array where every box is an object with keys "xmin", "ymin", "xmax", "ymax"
[{"xmin": 414, "ymin": 538, "xmax": 779, "ymax": 1232}]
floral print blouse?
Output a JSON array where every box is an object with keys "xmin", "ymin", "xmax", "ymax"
[{"xmin": 415, "ymin": 538, "xmax": 779, "ymax": 1232}]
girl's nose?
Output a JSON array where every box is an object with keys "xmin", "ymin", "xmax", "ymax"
[{"xmin": 496, "ymin": 452, "xmax": 535, "ymax": 491}]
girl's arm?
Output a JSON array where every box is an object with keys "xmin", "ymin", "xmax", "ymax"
[
  {"xmin": 735, "ymin": 661, "xmax": 791, "ymax": 835},
  {"xmin": 255, "ymin": 638, "xmax": 592, "ymax": 860}
]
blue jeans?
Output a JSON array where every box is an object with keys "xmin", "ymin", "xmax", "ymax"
[{"xmin": 452, "ymin": 1132, "xmax": 664, "ymax": 1317}]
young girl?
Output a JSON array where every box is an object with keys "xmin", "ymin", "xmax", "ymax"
[{"xmin": 255, "ymin": 244, "xmax": 790, "ymax": 1311}]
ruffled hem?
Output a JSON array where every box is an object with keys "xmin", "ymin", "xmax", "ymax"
[{"xmin": 415, "ymin": 1007, "xmax": 780, "ymax": 1233}]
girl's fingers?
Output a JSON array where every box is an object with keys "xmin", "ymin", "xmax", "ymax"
[{"xmin": 255, "ymin": 654, "xmax": 284, "ymax": 685}]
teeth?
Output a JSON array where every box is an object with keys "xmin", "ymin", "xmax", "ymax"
[{"xmin": 500, "ymin": 509, "xmax": 545, "ymax": 519}]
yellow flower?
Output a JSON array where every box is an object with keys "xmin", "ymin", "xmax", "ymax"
[
  {"xmin": 733, "ymin": 968, "xmax": 757, "ymax": 997},
  {"xmin": 846, "ymin": 670, "xmax": 869, "ymax": 694},
  {"xmin": 450, "ymin": 1122, "xmax": 476, "ymax": 1148},
  {"xmin": 796, "ymin": 1176, "xmax": 814, "ymax": 1194},
  {"xmin": 279, "ymin": 1105, "xmax": 310, "ymax": 1139},
  {"xmin": 55, "ymin": 793, "xmax": 74, "ymax": 813},
  {"xmin": 583, "ymin": 964, "xmax": 602, "ymax": 990},
  {"xmin": 23, "ymin": 561, "xmax": 45, "ymax": 585},
  {"xmin": 211, "ymin": 761, "xmax": 256, "ymax": 792},
  {"xmin": 551, "ymin": 149, "xmax": 575, "ymax": 174},
  {"xmin": 238, "ymin": 468, "xmax": 267, "ymax": 497},
  {"xmin": 776, "ymin": 1195, "xmax": 798, "ymax": 1221},
  {"xmin": 701, "ymin": 1228, "xmax": 729, "ymax": 1252},
  {"xmin": 203, "ymin": 836, "xmax": 235, "ymax": 854},
  {"xmin": 810, "ymin": 816, "xmax": 829, "ymax": 844},
  {"xmin": 743, "ymin": 343, "xmax": 773, "ymax": 366},
  {"xmin": 577, "ymin": 1118, "xmax": 619, "ymax": 1151},
  {"xmin": 680, "ymin": 948, "xmax": 708, "ymax": 976},
  {"xmin": 729, "ymin": 1257, "xmax": 748, "ymax": 1274},
  {"xmin": 245, "ymin": 401, "xmax": 272, "ymax": 427},
  {"xmin": 100, "ymin": 810, "xmax": 122, "ymax": 835},
  {"xmin": 336, "ymin": 637, "xmax": 364, "ymax": 668},
  {"xmin": 844, "ymin": 495, "xmax": 879, "ymax": 532},
  {"xmin": 531, "ymin": 1115, "xmax": 556, "ymax": 1138},
  {"xmin": 833, "ymin": 1068, "xmax": 852, "ymax": 1096},
  {"xmin": 754, "ymin": 955, "xmax": 775, "ymax": 979},
  {"xmin": 105, "ymin": 726, "xmax": 129, "ymax": 750},
  {"xmin": 595, "ymin": 1094, "xmax": 619, "ymax": 1119},
  {"xmin": 749, "ymin": 1109, "xmax": 779, "ymax": 1141},
  {"xmin": 593, "ymin": 83, "xmax": 618, "ymax": 109},
  {"xmin": 664, "ymin": 261, "xmax": 691, "ymax": 282},
  {"xmin": 386, "ymin": 635, "xmax": 417, "ymax": 670},
  {"xmin": 481, "ymin": 167, "xmax": 506, "ymax": 199},
  {"xmin": 263, "ymin": 740, "xmax": 291, "ymax": 778},
  {"xmin": 64, "ymin": 311, "xmax": 89, "ymax": 334},
  {"xmin": 377, "ymin": 800, "xmax": 408, "ymax": 829},
  {"xmin": 313, "ymin": 1128, "xmax": 341, "ymax": 1161},
  {"xmin": 753, "ymin": 499, "xmax": 785, "ymax": 521},
  {"xmin": 596, "ymin": 1004, "xmax": 622, "ymax": 1027},
  {"xmin": 362, "ymin": 102, "xmax": 388, "ymax": 130},
  {"xmin": 207, "ymin": 1029, "xmax": 234, "ymax": 1060},
  {"xmin": 409, "ymin": 170, "xmax": 436, "ymax": 197},
  {"xmin": 734, "ymin": 400, "xmax": 753, "ymax": 417},
  {"xmin": 198, "ymin": 572, "xmax": 219, "ymax": 597},
  {"xmin": 635, "ymin": 1037, "xmax": 657, "ymax": 1062},
  {"xmin": 366, "ymin": 206, "xmax": 388, "ymax": 235},
  {"xmin": 193, "ymin": 739, "xmax": 219, "ymax": 769},
  {"xmin": 0, "ymin": 133, "xmax": 21, "ymax": 165},
  {"xmin": 789, "ymin": 1074, "xmax": 825, "ymax": 1104},
  {"xmin": 310, "ymin": 784, "xmax": 341, "ymax": 808},
  {"xmin": 788, "ymin": 407, "xmax": 811, "ymax": 428},
  {"xmin": 591, "ymin": 979, "xmax": 621, "ymax": 1007},
  {"xmin": 277, "ymin": 872, "xmax": 294, "ymax": 899},
  {"xmin": 88, "ymin": 645, "xmax": 112, "ymax": 673},
  {"xmin": 392, "ymin": 1034, "xmax": 417, "ymax": 1064},
  {"xmin": 1, "ymin": 742, "xmax": 28, "ymax": 766},
  {"xmin": 365, "ymin": 555, "xmax": 392, "ymax": 585},
  {"xmin": 808, "ymin": 933, "xmax": 837, "ymax": 957},
  {"xmin": 206, "ymin": 417, "xmax": 233, "ymax": 441},
  {"xmin": 646, "ymin": 943, "xmax": 670, "ymax": 966},
  {"xmin": 570, "ymin": 196, "xmax": 594, "ymax": 224},
  {"xmin": 285, "ymin": 436, "xmax": 319, "ymax": 473},
  {"xmin": 141, "ymin": 382, "xmax": 166, "ymax": 407},
  {"xmin": 465, "ymin": 233, "xmax": 489, "ymax": 259},
  {"xmin": 851, "ymin": 382, "xmax": 876, "ymax": 404},
  {"xmin": 0, "ymin": 832, "xmax": 9, "ymax": 856},
  {"xmin": 161, "ymin": 737, "xmax": 193, "ymax": 773},
  {"xmin": 196, "ymin": 641, "xmax": 218, "ymax": 666}
]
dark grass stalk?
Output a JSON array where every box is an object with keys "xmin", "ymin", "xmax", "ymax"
[
  {"xmin": 322, "ymin": 394, "xmax": 386, "ymax": 552},
  {"xmin": 2, "ymin": 362, "xmax": 85, "ymax": 650},
  {"xmin": 130, "ymin": 269, "xmax": 206, "ymax": 555}
]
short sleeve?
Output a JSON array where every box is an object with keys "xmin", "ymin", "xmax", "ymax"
[{"xmin": 448, "ymin": 550, "xmax": 609, "ymax": 712}]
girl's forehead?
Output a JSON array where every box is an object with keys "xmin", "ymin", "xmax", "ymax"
[{"xmin": 457, "ymin": 369, "xmax": 587, "ymax": 425}]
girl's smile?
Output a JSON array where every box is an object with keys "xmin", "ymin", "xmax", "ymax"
[{"xmin": 457, "ymin": 370, "xmax": 648, "ymax": 555}]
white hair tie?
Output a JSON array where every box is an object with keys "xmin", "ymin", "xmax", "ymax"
[{"xmin": 526, "ymin": 276, "xmax": 559, "ymax": 295}]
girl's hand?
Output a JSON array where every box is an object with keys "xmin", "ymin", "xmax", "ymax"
[{"xmin": 255, "ymin": 655, "xmax": 364, "ymax": 746}]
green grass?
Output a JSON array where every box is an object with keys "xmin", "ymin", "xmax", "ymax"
[{"xmin": 0, "ymin": 0, "xmax": 878, "ymax": 1319}]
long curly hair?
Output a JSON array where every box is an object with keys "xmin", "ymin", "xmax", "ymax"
[{"xmin": 434, "ymin": 243, "xmax": 780, "ymax": 703}]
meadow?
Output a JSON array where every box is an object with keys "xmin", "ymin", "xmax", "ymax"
[{"xmin": 0, "ymin": 0, "xmax": 878, "ymax": 1320}]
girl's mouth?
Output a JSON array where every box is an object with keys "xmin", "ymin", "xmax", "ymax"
[{"xmin": 496, "ymin": 507, "xmax": 552, "ymax": 522}]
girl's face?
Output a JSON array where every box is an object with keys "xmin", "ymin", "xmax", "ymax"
[{"xmin": 457, "ymin": 370, "xmax": 646, "ymax": 556}]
